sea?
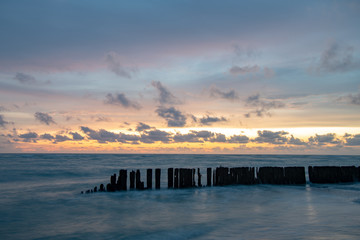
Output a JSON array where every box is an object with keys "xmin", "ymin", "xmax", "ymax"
[{"xmin": 1, "ymin": 154, "xmax": 360, "ymax": 240}]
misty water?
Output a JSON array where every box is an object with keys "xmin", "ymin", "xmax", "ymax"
[{"xmin": 1, "ymin": 154, "xmax": 360, "ymax": 239}]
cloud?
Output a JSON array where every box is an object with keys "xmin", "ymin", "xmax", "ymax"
[
  {"xmin": 105, "ymin": 93, "xmax": 141, "ymax": 109},
  {"xmin": 14, "ymin": 72, "xmax": 37, "ymax": 84},
  {"xmin": 229, "ymin": 65, "xmax": 260, "ymax": 75},
  {"xmin": 136, "ymin": 122, "xmax": 151, "ymax": 132},
  {"xmin": 140, "ymin": 129, "xmax": 171, "ymax": 143},
  {"xmin": 244, "ymin": 94, "xmax": 285, "ymax": 118},
  {"xmin": 308, "ymin": 133, "xmax": 341, "ymax": 145},
  {"xmin": 105, "ymin": 52, "xmax": 135, "ymax": 78},
  {"xmin": 173, "ymin": 130, "xmax": 214, "ymax": 143},
  {"xmin": 288, "ymin": 135, "xmax": 307, "ymax": 145},
  {"xmin": 70, "ymin": 132, "xmax": 84, "ymax": 140},
  {"xmin": 228, "ymin": 135, "xmax": 249, "ymax": 143},
  {"xmin": 151, "ymin": 81, "xmax": 180, "ymax": 105},
  {"xmin": 55, "ymin": 134, "xmax": 71, "ymax": 143},
  {"xmin": 209, "ymin": 86, "xmax": 239, "ymax": 101},
  {"xmin": 0, "ymin": 115, "xmax": 9, "ymax": 128},
  {"xmin": 34, "ymin": 112, "xmax": 56, "ymax": 125},
  {"xmin": 80, "ymin": 126, "xmax": 140, "ymax": 144},
  {"xmin": 94, "ymin": 116, "xmax": 112, "ymax": 122},
  {"xmin": 253, "ymin": 130, "xmax": 289, "ymax": 145},
  {"xmin": 338, "ymin": 93, "xmax": 360, "ymax": 106},
  {"xmin": 155, "ymin": 106, "xmax": 187, "ymax": 127},
  {"xmin": 19, "ymin": 132, "xmax": 38, "ymax": 142},
  {"xmin": 209, "ymin": 133, "xmax": 227, "ymax": 142},
  {"xmin": 40, "ymin": 133, "xmax": 55, "ymax": 141},
  {"xmin": 344, "ymin": 134, "xmax": 360, "ymax": 146},
  {"xmin": 316, "ymin": 41, "xmax": 356, "ymax": 73},
  {"xmin": 197, "ymin": 115, "xmax": 227, "ymax": 126}
]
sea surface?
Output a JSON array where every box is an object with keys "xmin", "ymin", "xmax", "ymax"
[{"xmin": 1, "ymin": 154, "xmax": 360, "ymax": 240}]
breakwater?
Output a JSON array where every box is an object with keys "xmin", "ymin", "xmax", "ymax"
[{"xmin": 82, "ymin": 166, "xmax": 360, "ymax": 194}]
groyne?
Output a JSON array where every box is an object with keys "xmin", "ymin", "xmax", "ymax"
[{"xmin": 82, "ymin": 166, "xmax": 360, "ymax": 194}]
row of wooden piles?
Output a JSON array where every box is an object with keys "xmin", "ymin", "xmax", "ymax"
[{"xmin": 82, "ymin": 166, "xmax": 360, "ymax": 194}]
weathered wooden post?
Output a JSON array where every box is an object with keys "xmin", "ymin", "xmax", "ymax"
[
  {"xmin": 155, "ymin": 168, "xmax": 161, "ymax": 189},
  {"xmin": 147, "ymin": 169, "xmax": 152, "ymax": 189},
  {"xmin": 168, "ymin": 168, "xmax": 174, "ymax": 188},
  {"xmin": 174, "ymin": 168, "xmax": 179, "ymax": 188},
  {"xmin": 120, "ymin": 169, "xmax": 127, "ymax": 190},
  {"xmin": 99, "ymin": 184, "xmax": 105, "ymax": 192},
  {"xmin": 136, "ymin": 169, "xmax": 142, "ymax": 190},
  {"xmin": 197, "ymin": 168, "xmax": 202, "ymax": 187},
  {"xmin": 129, "ymin": 170, "xmax": 135, "ymax": 189},
  {"xmin": 192, "ymin": 168, "xmax": 196, "ymax": 187},
  {"xmin": 207, "ymin": 168, "xmax": 212, "ymax": 186}
]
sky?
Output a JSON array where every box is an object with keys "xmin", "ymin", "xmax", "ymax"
[{"xmin": 0, "ymin": 0, "xmax": 360, "ymax": 154}]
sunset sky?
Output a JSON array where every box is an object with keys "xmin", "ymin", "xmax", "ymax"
[{"xmin": 0, "ymin": 0, "xmax": 360, "ymax": 153}]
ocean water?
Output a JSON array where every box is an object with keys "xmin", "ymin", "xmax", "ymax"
[{"xmin": 1, "ymin": 154, "xmax": 360, "ymax": 240}]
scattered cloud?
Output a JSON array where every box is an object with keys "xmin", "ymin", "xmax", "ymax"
[
  {"xmin": 105, "ymin": 52, "xmax": 136, "ymax": 78},
  {"xmin": 195, "ymin": 115, "xmax": 227, "ymax": 126},
  {"xmin": 173, "ymin": 130, "xmax": 214, "ymax": 143},
  {"xmin": 140, "ymin": 129, "xmax": 171, "ymax": 143},
  {"xmin": 315, "ymin": 41, "xmax": 356, "ymax": 73},
  {"xmin": 152, "ymin": 81, "xmax": 181, "ymax": 105},
  {"xmin": 14, "ymin": 72, "xmax": 37, "ymax": 84},
  {"xmin": 209, "ymin": 133, "xmax": 227, "ymax": 142},
  {"xmin": 229, "ymin": 65, "xmax": 260, "ymax": 75},
  {"xmin": 34, "ymin": 112, "xmax": 56, "ymax": 125},
  {"xmin": 105, "ymin": 93, "xmax": 141, "ymax": 109},
  {"xmin": 253, "ymin": 130, "xmax": 289, "ymax": 145},
  {"xmin": 0, "ymin": 115, "xmax": 9, "ymax": 128},
  {"xmin": 228, "ymin": 135, "xmax": 249, "ymax": 143},
  {"xmin": 337, "ymin": 93, "xmax": 360, "ymax": 106},
  {"xmin": 308, "ymin": 133, "xmax": 341, "ymax": 145},
  {"xmin": 136, "ymin": 122, "xmax": 152, "ymax": 132},
  {"xmin": 209, "ymin": 86, "xmax": 239, "ymax": 101},
  {"xmin": 18, "ymin": 132, "xmax": 38, "ymax": 142},
  {"xmin": 94, "ymin": 116, "xmax": 112, "ymax": 122},
  {"xmin": 55, "ymin": 134, "xmax": 71, "ymax": 143},
  {"xmin": 244, "ymin": 94, "xmax": 285, "ymax": 118},
  {"xmin": 40, "ymin": 133, "xmax": 55, "ymax": 141},
  {"xmin": 155, "ymin": 106, "xmax": 187, "ymax": 127},
  {"xmin": 344, "ymin": 134, "xmax": 360, "ymax": 146},
  {"xmin": 70, "ymin": 132, "xmax": 84, "ymax": 140}
]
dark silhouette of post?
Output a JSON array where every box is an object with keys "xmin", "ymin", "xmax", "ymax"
[
  {"xmin": 155, "ymin": 168, "xmax": 161, "ymax": 189},
  {"xmin": 207, "ymin": 168, "xmax": 212, "ymax": 186},
  {"xmin": 197, "ymin": 168, "xmax": 202, "ymax": 187},
  {"xmin": 174, "ymin": 168, "xmax": 179, "ymax": 188},
  {"xmin": 147, "ymin": 169, "xmax": 152, "ymax": 189},
  {"xmin": 168, "ymin": 168, "xmax": 174, "ymax": 188},
  {"xmin": 129, "ymin": 170, "xmax": 135, "ymax": 189},
  {"xmin": 119, "ymin": 169, "xmax": 127, "ymax": 190},
  {"xmin": 136, "ymin": 169, "xmax": 143, "ymax": 190}
]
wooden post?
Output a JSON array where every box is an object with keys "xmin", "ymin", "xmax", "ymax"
[
  {"xmin": 120, "ymin": 169, "xmax": 127, "ymax": 190},
  {"xmin": 136, "ymin": 169, "xmax": 141, "ymax": 190},
  {"xmin": 147, "ymin": 169, "xmax": 152, "ymax": 189},
  {"xmin": 155, "ymin": 168, "xmax": 161, "ymax": 189},
  {"xmin": 168, "ymin": 168, "xmax": 174, "ymax": 188},
  {"xmin": 207, "ymin": 168, "xmax": 212, "ymax": 186},
  {"xmin": 174, "ymin": 168, "xmax": 179, "ymax": 188},
  {"xmin": 130, "ymin": 170, "xmax": 135, "ymax": 189},
  {"xmin": 197, "ymin": 168, "xmax": 202, "ymax": 187},
  {"xmin": 193, "ymin": 168, "xmax": 196, "ymax": 187}
]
